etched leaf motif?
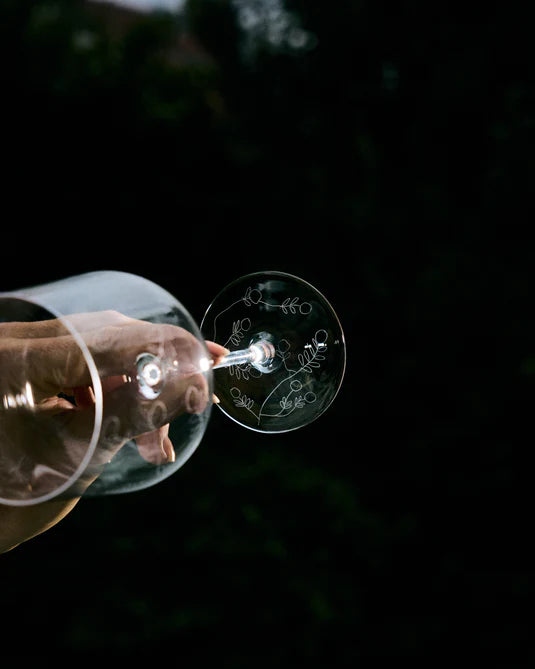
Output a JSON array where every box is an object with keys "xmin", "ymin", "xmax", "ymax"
[
  {"xmin": 280, "ymin": 296, "xmax": 302, "ymax": 314},
  {"xmin": 229, "ymin": 364, "xmax": 252, "ymax": 381},
  {"xmin": 294, "ymin": 396, "xmax": 305, "ymax": 408},
  {"xmin": 227, "ymin": 318, "xmax": 251, "ymax": 347},
  {"xmin": 234, "ymin": 392, "xmax": 254, "ymax": 410},
  {"xmin": 279, "ymin": 396, "xmax": 293, "ymax": 411},
  {"xmin": 230, "ymin": 320, "xmax": 241, "ymax": 346},
  {"xmin": 230, "ymin": 387, "xmax": 258, "ymax": 418},
  {"xmin": 298, "ymin": 336, "xmax": 327, "ymax": 372}
]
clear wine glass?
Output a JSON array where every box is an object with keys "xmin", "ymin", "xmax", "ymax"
[{"xmin": 0, "ymin": 271, "xmax": 345, "ymax": 507}]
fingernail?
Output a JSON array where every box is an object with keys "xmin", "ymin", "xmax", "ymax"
[{"xmin": 163, "ymin": 438, "xmax": 176, "ymax": 463}]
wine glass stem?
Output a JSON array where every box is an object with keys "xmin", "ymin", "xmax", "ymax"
[
  {"xmin": 212, "ymin": 338, "xmax": 276, "ymax": 372},
  {"xmin": 212, "ymin": 347, "xmax": 256, "ymax": 369}
]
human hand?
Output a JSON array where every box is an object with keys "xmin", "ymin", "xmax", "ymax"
[{"xmin": 0, "ymin": 311, "xmax": 227, "ymax": 552}]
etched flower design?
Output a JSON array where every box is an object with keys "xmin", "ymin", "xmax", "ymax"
[{"xmin": 243, "ymin": 287, "xmax": 262, "ymax": 306}]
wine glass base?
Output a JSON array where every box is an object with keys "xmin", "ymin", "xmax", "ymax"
[{"xmin": 201, "ymin": 272, "xmax": 346, "ymax": 433}]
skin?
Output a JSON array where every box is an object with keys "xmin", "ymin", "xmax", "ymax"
[{"xmin": 0, "ymin": 311, "xmax": 228, "ymax": 553}]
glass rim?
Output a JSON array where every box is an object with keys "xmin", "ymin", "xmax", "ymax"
[
  {"xmin": 0, "ymin": 292, "xmax": 103, "ymax": 506},
  {"xmin": 201, "ymin": 270, "xmax": 347, "ymax": 434}
]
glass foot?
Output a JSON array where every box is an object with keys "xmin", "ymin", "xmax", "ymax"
[{"xmin": 201, "ymin": 272, "xmax": 346, "ymax": 433}]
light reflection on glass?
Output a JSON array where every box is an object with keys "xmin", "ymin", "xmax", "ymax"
[{"xmin": 2, "ymin": 382, "xmax": 35, "ymax": 411}]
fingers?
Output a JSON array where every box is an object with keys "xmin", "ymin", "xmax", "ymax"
[
  {"xmin": 40, "ymin": 332, "xmax": 226, "ymax": 469},
  {"xmin": 0, "ymin": 310, "xmax": 133, "ymax": 339},
  {"xmin": 205, "ymin": 340, "xmax": 230, "ymax": 367},
  {"xmin": 0, "ymin": 312, "xmax": 162, "ymax": 398},
  {"xmin": 1, "ymin": 311, "xmax": 230, "ymax": 400},
  {"xmin": 48, "ymin": 333, "xmax": 225, "ymax": 466},
  {"xmin": 60, "ymin": 365, "xmax": 209, "ymax": 462},
  {"xmin": 135, "ymin": 424, "xmax": 175, "ymax": 465},
  {"xmin": 0, "ymin": 314, "xmax": 234, "ymax": 506},
  {"xmin": 0, "ymin": 314, "xmax": 231, "ymax": 490},
  {"xmin": 4, "ymin": 321, "xmax": 206, "ymax": 399},
  {"xmin": 0, "ymin": 332, "xmax": 99, "ymax": 400}
]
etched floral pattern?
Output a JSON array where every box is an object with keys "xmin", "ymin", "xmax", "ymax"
[{"xmin": 210, "ymin": 283, "xmax": 330, "ymax": 427}]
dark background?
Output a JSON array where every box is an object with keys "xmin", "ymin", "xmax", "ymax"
[{"xmin": 0, "ymin": 0, "xmax": 534, "ymax": 662}]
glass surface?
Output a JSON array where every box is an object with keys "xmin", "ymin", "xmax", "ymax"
[
  {"xmin": 202, "ymin": 272, "xmax": 346, "ymax": 433},
  {"xmin": 0, "ymin": 270, "xmax": 345, "ymax": 506},
  {"xmin": 0, "ymin": 272, "xmax": 212, "ymax": 506}
]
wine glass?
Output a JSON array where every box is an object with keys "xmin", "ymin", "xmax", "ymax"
[{"xmin": 0, "ymin": 271, "xmax": 345, "ymax": 506}]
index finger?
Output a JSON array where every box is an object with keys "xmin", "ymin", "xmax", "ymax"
[{"xmin": 204, "ymin": 340, "xmax": 230, "ymax": 367}]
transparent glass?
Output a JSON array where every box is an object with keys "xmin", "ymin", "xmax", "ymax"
[
  {"xmin": 0, "ymin": 271, "xmax": 213, "ymax": 506},
  {"xmin": 0, "ymin": 271, "xmax": 345, "ymax": 507},
  {"xmin": 202, "ymin": 272, "xmax": 346, "ymax": 433}
]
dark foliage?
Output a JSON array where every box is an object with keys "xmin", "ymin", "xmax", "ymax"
[{"xmin": 0, "ymin": 0, "xmax": 533, "ymax": 662}]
